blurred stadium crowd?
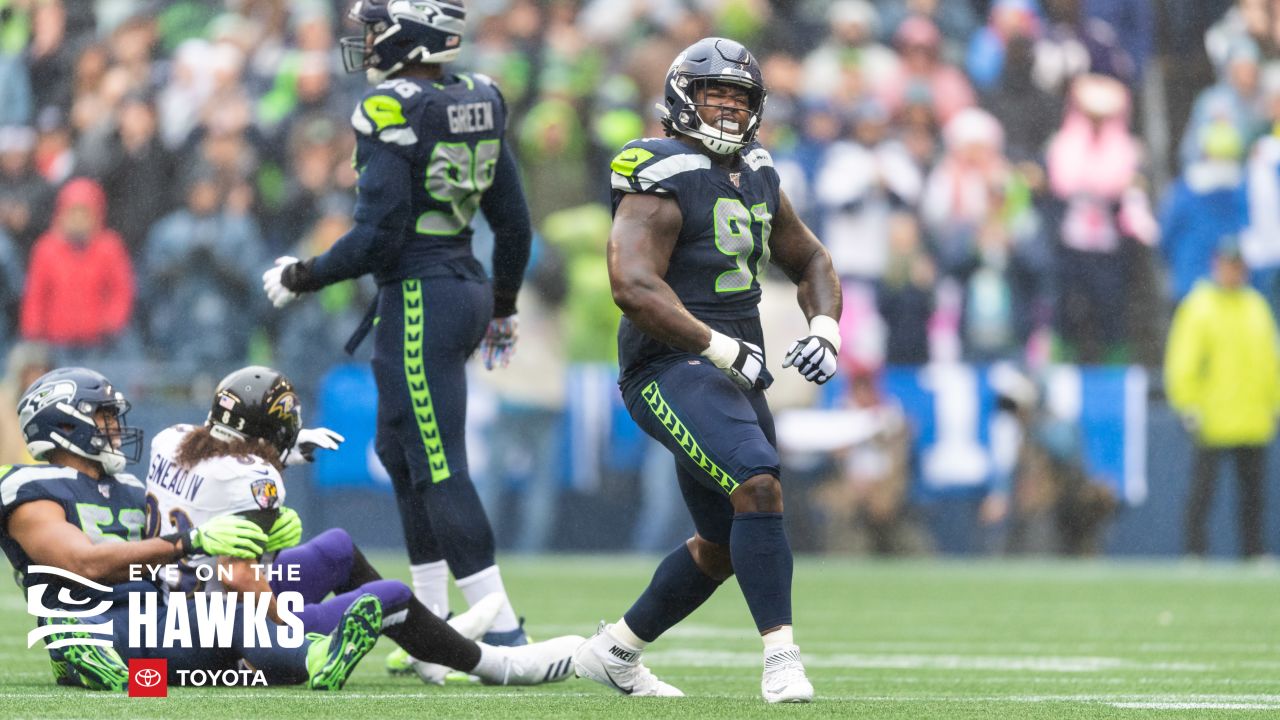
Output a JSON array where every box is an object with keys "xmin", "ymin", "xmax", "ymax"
[{"xmin": 0, "ymin": 0, "xmax": 1274, "ymax": 555}]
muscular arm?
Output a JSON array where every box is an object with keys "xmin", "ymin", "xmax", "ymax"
[
  {"xmin": 7, "ymin": 500, "xmax": 180, "ymax": 583},
  {"xmin": 768, "ymin": 189, "xmax": 842, "ymax": 322},
  {"xmin": 608, "ymin": 193, "xmax": 712, "ymax": 352}
]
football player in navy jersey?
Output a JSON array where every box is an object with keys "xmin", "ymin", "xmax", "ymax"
[
  {"xmin": 261, "ymin": 0, "xmax": 534, "ymax": 658},
  {"xmin": 0, "ymin": 368, "xmax": 382, "ymax": 691},
  {"xmin": 572, "ymin": 37, "xmax": 842, "ymax": 703}
]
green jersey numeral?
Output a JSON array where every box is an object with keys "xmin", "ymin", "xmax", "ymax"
[
  {"xmin": 714, "ymin": 198, "xmax": 772, "ymax": 293},
  {"xmin": 77, "ymin": 503, "xmax": 144, "ymax": 544},
  {"xmin": 417, "ymin": 139, "xmax": 501, "ymax": 236}
]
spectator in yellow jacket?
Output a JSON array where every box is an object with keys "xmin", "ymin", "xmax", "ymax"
[{"xmin": 1165, "ymin": 237, "xmax": 1280, "ymax": 558}]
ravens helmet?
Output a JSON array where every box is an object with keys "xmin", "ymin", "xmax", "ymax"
[
  {"xmin": 207, "ymin": 366, "xmax": 302, "ymax": 458},
  {"xmin": 659, "ymin": 37, "xmax": 767, "ymax": 155},
  {"xmin": 17, "ymin": 368, "xmax": 142, "ymax": 475},
  {"xmin": 340, "ymin": 0, "xmax": 466, "ymax": 82}
]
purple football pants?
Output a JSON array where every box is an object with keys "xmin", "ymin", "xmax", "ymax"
[{"xmin": 270, "ymin": 528, "xmax": 411, "ymax": 633}]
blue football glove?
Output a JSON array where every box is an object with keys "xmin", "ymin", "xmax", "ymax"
[{"xmin": 479, "ymin": 315, "xmax": 518, "ymax": 370}]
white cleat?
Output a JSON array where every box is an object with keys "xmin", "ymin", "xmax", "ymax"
[
  {"xmin": 573, "ymin": 622, "xmax": 684, "ymax": 697},
  {"xmin": 413, "ymin": 593, "xmax": 506, "ymax": 685},
  {"xmin": 761, "ymin": 644, "xmax": 814, "ymax": 703},
  {"xmin": 479, "ymin": 634, "xmax": 585, "ymax": 686}
]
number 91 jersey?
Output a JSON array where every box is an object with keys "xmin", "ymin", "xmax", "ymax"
[
  {"xmin": 350, "ymin": 73, "xmax": 509, "ymax": 282},
  {"xmin": 144, "ymin": 425, "xmax": 284, "ymax": 592},
  {"xmin": 609, "ymin": 137, "xmax": 781, "ymax": 382}
]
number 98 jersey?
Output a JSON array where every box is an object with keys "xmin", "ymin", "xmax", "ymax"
[
  {"xmin": 350, "ymin": 73, "xmax": 509, "ymax": 283},
  {"xmin": 609, "ymin": 137, "xmax": 781, "ymax": 386},
  {"xmin": 144, "ymin": 425, "xmax": 284, "ymax": 592}
]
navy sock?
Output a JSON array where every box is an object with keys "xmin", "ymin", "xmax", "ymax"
[
  {"xmin": 623, "ymin": 544, "xmax": 723, "ymax": 642},
  {"xmin": 384, "ymin": 594, "xmax": 481, "ymax": 671},
  {"xmin": 730, "ymin": 512, "xmax": 793, "ymax": 632}
]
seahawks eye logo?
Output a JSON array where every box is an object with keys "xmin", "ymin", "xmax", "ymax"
[{"xmin": 24, "ymin": 566, "xmax": 115, "ymax": 650}]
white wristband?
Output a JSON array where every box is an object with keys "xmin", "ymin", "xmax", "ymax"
[
  {"xmin": 702, "ymin": 329, "xmax": 740, "ymax": 369},
  {"xmin": 809, "ymin": 315, "xmax": 842, "ymax": 353}
]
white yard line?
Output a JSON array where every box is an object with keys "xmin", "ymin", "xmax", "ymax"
[{"xmin": 645, "ymin": 649, "xmax": 1215, "ymax": 672}]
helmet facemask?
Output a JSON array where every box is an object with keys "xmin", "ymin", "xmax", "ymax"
[
  {"xmin": 340, "ymin": 0, "xmax": 466, "ymax": 83},
  {"xmin": 678, "ymin": 76, "xmax": 764, "ymax": 155},
  {"xmin": 47, "ymin": 397, "xmax": 142, "ymax": 475}
]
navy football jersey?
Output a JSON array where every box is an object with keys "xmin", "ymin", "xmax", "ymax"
[
  {"xmin": 0, "ymin": 464, "xmax": 158, "ymax": 607},
  {"xmin": 609, "ymin": 137, "xmax": 781, "ymax": 385},
  {"xmin": 347, "ymin": 73, "xmax": 509, "ymax": 283}
]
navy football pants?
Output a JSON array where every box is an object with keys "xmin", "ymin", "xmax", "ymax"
[
  {"xmin": 372, "ymin": 276, "xmax": 498, "ymax": 577},
  {"xmin": 624, "ymin": 358, "xmax": 781, "ymax": 545}
]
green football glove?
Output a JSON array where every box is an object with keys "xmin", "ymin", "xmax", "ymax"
[
  {"xmin": 265, "ymin": 507, "xmax": 303, "ymax": 552},
  {"xmin": 183, "ymin": 515, "xmax": 268, "ymax": 558}
]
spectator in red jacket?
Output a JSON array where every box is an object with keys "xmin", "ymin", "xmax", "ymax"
[{"xmin": 20, "ymin": 177, "xmax": 133, "ymax": 348}]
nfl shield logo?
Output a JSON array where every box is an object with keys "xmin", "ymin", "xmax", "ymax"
[
  {"xmin": 251, "ymin": 478, "xmax": 280, "ymax": 510},
  {"xmin": 729, "ymin": 172, "xmax": 741, "ymax": 188}
]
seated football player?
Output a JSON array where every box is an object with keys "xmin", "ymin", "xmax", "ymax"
[
  {"xmin": 145, "ymin": 365, "xmax": 582, "ymax": 686},
  {"xmin": 0, "ymin": 367, "xmax": 382, "ymax": 691}
]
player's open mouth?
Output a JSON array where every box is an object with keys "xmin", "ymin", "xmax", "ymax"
[{"xmin": 717, "ymin": 118, "xmax": 741, "ymax": 133}]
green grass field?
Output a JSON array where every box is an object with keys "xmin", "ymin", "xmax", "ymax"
[{"xmin": 1, "ymin": 555, "xmax": 1278, "ymax": 718}]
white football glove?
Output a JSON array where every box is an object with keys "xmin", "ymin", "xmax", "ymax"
[
  {"xmin": 263, "ymin": 255, "xmax": 300, "ymax": 309},
  {"xmin": 286, "ymin": 427, "xmax": 345, "ymax": 466},
  {"xmin": 479, "ymin": 315, "xmax": 518, "ymax": 370},
  {"xmin": 702, "ymin": 330, "xmax": 765, "ymax": 391},
  {"xmin": 783, "ymin": 316, "xmax": 841, "ymax": 385}
]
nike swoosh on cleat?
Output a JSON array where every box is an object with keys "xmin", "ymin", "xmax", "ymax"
[{"xmin": 602, "ymin": 665, "xmax": 634, "ymax": 695}]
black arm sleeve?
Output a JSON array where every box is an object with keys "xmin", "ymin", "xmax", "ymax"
[
  {"xmin": 236, "ymin": 508, "xmax": 280, "ymax": 534},
  {"xmin": 480, "ymin": 141, "xmax": 532, "ymax": 317},
  {"xmin": 289, "ymin": 147, "xmax": 414, "ymax": 290}
]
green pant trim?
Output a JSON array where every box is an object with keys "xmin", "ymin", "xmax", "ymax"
[
  {"xmin": 642, "ymin": 380, "xmax": 739, "ymax": 494},
  {"xmin": 403, "ymin": 279, "xmax": 451, "ymax": 483}
]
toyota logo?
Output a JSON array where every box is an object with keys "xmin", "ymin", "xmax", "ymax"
[{"xmin": 134, "ymin": 668, "xmax": 163, "ymax": 687}]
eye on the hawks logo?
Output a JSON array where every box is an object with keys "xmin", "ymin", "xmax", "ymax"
[
  {"xmin": 251, "ymin": 477, "xmax": 280, "ymax": 510},
  {"xmin": 25, "ymin": 565, "xmax": 114, "ymax": 650}
]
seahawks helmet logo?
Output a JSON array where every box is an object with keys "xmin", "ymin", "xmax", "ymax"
[{"xmin": 17, "ymin": 381, "xmax": 76, "ymax": 430}]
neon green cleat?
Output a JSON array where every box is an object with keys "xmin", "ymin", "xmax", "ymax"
[
  {"xmin": 307, "ymin": 593, "xmax": 382, "ymax": 691},
  {"xmin": 50, "ymin": 620, "xmax": 128, "ymax": 692},
  {"xmin": 385, "ymin": 646, "xmax": 414, "ymax": 676}
]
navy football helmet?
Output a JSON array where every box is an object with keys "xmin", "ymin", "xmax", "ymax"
[
  {"xmin": 340, "ymin": 0, "xmax": 466, "ymax": 81},
  {"xmin": 17, "ymin": 368, "xmax": 142, "ymax": 475},
  {"xmin": 207, "ymin": 366, "xmax": 302, "ymax": 457},
  {"xmin": 659, "ymin": 37, "xmax": 767, "ymax": 155}
]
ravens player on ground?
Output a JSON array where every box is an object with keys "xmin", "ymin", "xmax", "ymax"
[
  {"xmin": 261, "ymin": 0, "xmax": 534, "ymax": 664},
  {"xmin": 146, "ymin": 365, "xmax": 582, "ymax": 687},
  {"xmin": 0, "ymin": 368, "xmax": 382, "ymax": 691},
  {"xmin": 572, "ymin": 38, "xmax": 843, "ymax": 703}
]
